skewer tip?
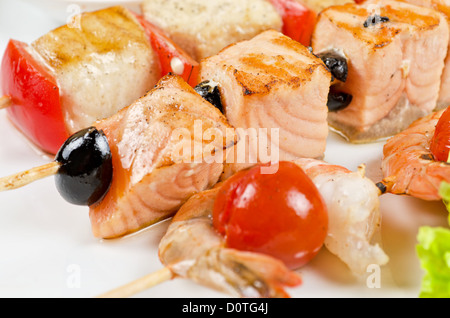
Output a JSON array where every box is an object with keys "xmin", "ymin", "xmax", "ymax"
[
  {"xmin": 0, "ymin": 161, "xmax": 60, "ymax": 192},
  {"xmin": 0, "ymin": 96, "xmax": 11, "ymax": 110},
  {"xmin": 96, "ymin": 267, "xmax": 174, "ymax": 298}
]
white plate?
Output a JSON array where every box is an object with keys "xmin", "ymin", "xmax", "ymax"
[
  {"xmin": 0, "ymin": 1, "xmax": 448, "ymax": 299},
  {"xmin": 19, "ymin": 0, "xmax": 141, "ymax": 22}
]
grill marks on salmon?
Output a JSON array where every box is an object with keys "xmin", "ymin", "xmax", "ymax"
[
  {"xmin": 200, "ymin": 30, "xmax": 331, "ymax": 176},
  {"xmin": 312, "ymin": 0, "xmax": 449, "ymax": 143},
  {"xmin": 89, "ymin": 75, "xmax": 237, "ymax": 239},
  {"xmin": 141, "ymin": 0, "xmax": 282, "ymax": 61},
  {"xmin": 30, "ymin": 6, "xmax": 161, "ymax": 135}
]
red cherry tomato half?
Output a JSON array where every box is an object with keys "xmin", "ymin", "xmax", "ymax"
[
  {"xmin": 213, "ymin": 161, "xmax": 328, "ymax": 270},
  {"xmin": 268, "ymin": 0, "xmax": 317, "ymax": 46},
  {"xmin": 1, "ymin": 39, "xmax": 68, "ymax": 155},
  {"xmin": 134, "ymin": 14, "xmax": 199, "ymax": 87},
  {"xmin": 430, "ymin": 107, "xmax": 450, "ymax": 162}
]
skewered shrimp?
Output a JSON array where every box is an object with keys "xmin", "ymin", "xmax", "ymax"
[
  {"xmin": 160, "ymin": 158, "xmax": 388, "ymax": 293},
  {"xmin": 293, "ymin": 158, "xmax": 389, "ymax": 276},
  {"xmin": 379, "ymin": 109, "xmax": 450, "ymax": 201},
  {"xmin": 158, "ymin": 185, "xmax": 302, "ymax": 298}
]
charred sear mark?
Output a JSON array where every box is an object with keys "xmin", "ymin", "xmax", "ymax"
[
  {"xmin": 327, "ymin": 88, "xmax": 352, "ymax": 112},
  {"xmin": 317, "ymin": 50, "xmax": 348, "ymax": 83},
  {"xmin": 363, "ymin": 15, "xmax": 390, "ymax": 28},
  {"xmin": 194, "ymin": 80, "xmax": 224, "ymax": 113},
  {"xmin": 420, "ymin": 154, "xmax": 434, "ymax": 161}
]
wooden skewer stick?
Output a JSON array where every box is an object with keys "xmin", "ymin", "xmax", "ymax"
[
  {"xmin": 97, "ymin": 267, "xmax": 175, "ymax": 298},
  {"xmin": 0, "ymin": 96, "xmax": 11, "ymax": 109},
  {"xmin": 0, "ymin": 161, "xmax": 60, "ymax": 192}
]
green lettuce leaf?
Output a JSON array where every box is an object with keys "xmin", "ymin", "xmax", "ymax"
[
  {"xmin": 439, "ymin": 181, "xmax": 450, "ymax": 224},
  {"xmin": 416, "ymin": 181, "xmax": 450, "ymax": 298},
  {"xmin": 416, "ymin": 226, "xmax": 450, "ymax": 298}
]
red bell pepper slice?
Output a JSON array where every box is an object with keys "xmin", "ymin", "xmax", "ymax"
[
  {"xmin": 268, "ymin": 0, "xmax": 317, "ymax": 46},
  {"xmin": 134, "ymin": 14, "xmax": 199, "ymax": 87},
  {"xmin": 1, "ymin": 39, "xmax": 68, "ymax": 155}
]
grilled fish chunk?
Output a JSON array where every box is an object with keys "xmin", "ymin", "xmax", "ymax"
[
  {"xmin": 200, "ymin": 30, "xmax": 331, "ymax": 176},
  {"xmin": 399, "ymin": 0, "xmax": 450, "ymax": 109},
  {"xmin": 312, "ymin": 0, "xmax": 449, "ymax": 142},
  {"xmin": 141, "ymin": 0, "xmax": 282, "ymax": 61},
  {"xmin": 158, "ymin": 185, "xmax": 302, "ymax": 298},
  {"xmin": 89, "ymin": 75, "xmax": 236, "ymax": 239},
  {"xmin": 31, "ymin": 6, "xmax": 161, "ymax": 134}
]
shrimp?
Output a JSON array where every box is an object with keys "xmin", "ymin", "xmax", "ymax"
[
  {"xmin": 379, "ymin": 109, "xmax": 450, "ymax": 201},
  {"xmin": 293, "ymin": 158, "xmax": 389, "ymax": 276},
  {"xmin": 158, "ymin": 185, "xmax": 302, "ymax": 298}
]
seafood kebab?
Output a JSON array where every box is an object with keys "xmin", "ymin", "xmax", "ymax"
[
  {"xmin": 0, "ymin": 24, "xmax": 389, "ymax": 298},
  {"xmin": 3, "ymin": 0, "xmax": 450, "ymax": 297},
  {"xmin": 0, "ymin": 0, "xmax": 317, "ymax": 155}
]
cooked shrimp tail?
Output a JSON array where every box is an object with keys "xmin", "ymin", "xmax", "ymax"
[
  {"xmin": 381, "ymin": 109, "xmax": 450, "ymax": 201},
  {"xmin": 158, "ymin": 187, "xmax": 302, "ymax": 298}
]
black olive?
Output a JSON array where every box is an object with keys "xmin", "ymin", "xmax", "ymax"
[
  {"xmin": 327, "ymin": 90, "xmax": 353, "ymax": 112},
  {"xmin": 317, "ymin": 51, "xmax": 348, "ymax": 83},
  {"xmin": 55, "ymin": 127, "xmax": 113, "ymax": 206},
  {"xmin": 194, "ymin": 80, "xmax": 224, "ymax": 113}
]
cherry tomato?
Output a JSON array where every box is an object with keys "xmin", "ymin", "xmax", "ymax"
[
  {"xmin": 213, "ymin": 161, "xmax": 328, "ymax": 270},
  {"xmin": 268, "ymin": 0, "xmax": 317, "ymax": 46},
  {"xmin": 134, "ymin": 14, "xmax": 199, "ymax": 87},
  {"xmin": 430, "ymin": 107, "xmax": 450, "ymax": 162},
  {"xmin": 1, "ymin": 39, "xmax": 68, "ymax": 155}
]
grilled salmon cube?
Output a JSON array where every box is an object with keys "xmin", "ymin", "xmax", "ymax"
[
  {"xmin": 199, "ymin": 30, "xmax": 331, "ymax": 176},
  {"xmin": 90, "ymin": 75, "xmax": 236, "ymax": 239},
  {"xmin": 141, "ymin": 0, "xmax": 282, "ymax": 61},
  {"xmin": 312, "ymin": 0, "xmax": 449, "ymax": 142}
]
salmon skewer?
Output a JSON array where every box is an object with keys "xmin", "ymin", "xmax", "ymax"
[
  {"xmin": 199, "ymin": 29, "xmax": 331, "ymax": 177},
  {"xmin": 0, "ymin": 74, "xmax": 237, "ymax": 239},
  {"xmin": 379, "ymin": 108, "xmax": 450, "ymax": 201},
  {"xmin": 157, "ymin": 185, "xmax": 303, "ymax": 298},
  {"xmin": 311, "ymin": 0, "xmax": 449, "ymax": 143}
]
